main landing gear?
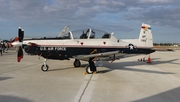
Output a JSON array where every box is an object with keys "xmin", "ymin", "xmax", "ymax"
[
  {"xmin": 84, "ymin": 57, "xmax": 97, "ymax": 74},
  {"xmin": 74, "ymin": 58, "xmax": 97, "ymax": 74},
  {"xmin": 40, "ymin": 58, "xmax": 97, "ymax": 74},
  {"xmin": 74, "ymin": 59, "xmax": 81, "ymax": 67},
  {"xmin": 85, "ymin": 65, "xmax": 93, "ymax": 74},
  {"xmin": 41, "ymin": 59, "xmax": 49, "ymax": 71}
]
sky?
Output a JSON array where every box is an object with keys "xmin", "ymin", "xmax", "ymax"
[{"xmin": 0, "ymin": 0, "xmax": 180, "ymax": 43}]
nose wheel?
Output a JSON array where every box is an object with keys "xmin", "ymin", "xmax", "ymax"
[
  {"xmin": 41, "ymin": 64, "xmax": 49, "ymax": 71},
  {"xmin": 41, "ymin": 59, "xmax": 49, "ymax": 71}
]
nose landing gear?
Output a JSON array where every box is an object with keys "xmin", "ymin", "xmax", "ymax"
[{"xmin": 41, "ymin": 59, "xmax": 49, "ymax": 71}]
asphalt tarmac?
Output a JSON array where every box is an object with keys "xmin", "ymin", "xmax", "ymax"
[{"xmin": 0, "ymin": 49, "xmax": 180, "ymax": 102}]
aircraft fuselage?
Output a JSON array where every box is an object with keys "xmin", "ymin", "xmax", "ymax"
[{"xmin": 23, "ymin": 38, "xmax": 155, "ymax": 60}]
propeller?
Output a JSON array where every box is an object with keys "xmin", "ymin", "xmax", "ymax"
[{"xmin": 17, "ymin": 27, "xmax": 24, "ymax": 62}]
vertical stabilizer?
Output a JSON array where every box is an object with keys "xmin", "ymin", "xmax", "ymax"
[{"xmin": 139, "ymin": 23, "xmax": 153, "ymax": 48}]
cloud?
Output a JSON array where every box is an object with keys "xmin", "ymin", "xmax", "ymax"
[
  {"xmin": 0, "ymin": 0, "xmax": 179, "ymax": 28},
  {"xmin": 0, "ymin": 0, "xmax": 180, "ymax": 43},
  {"xmin": 139, "ymin": 0, "xmax": 175, "ymax": 3},
  {"xmin": 123, "ymin": 0, "xmax": 180, "ymax": 28},
  {"xmin": 125, "ymin": 5, "xmax": 180, "ymax": 28}
]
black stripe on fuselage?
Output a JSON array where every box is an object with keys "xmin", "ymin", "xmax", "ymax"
[{"xmin": 24, "ymin": 46, "xmax": 155, "ymax": 60}]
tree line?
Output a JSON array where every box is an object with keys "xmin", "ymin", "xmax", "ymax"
[{"xmin": 153, "ymin": 43, "xmax": 179, "ymax": 46}]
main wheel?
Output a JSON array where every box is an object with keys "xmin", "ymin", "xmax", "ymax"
[
  {"xmin": 41, "ymin": 65, "xmax": 49, "ymax": 72},
  {"xmin": 85, "ymin": 65, "xmax": 93, "ymax": 74},
  {"xmin": 74, "ymin": 59, "xmax": 81, "ymax": 67}
]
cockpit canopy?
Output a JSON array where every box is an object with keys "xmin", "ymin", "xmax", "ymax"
[{"xmin": 60, "ymin": 29, "xmax": 113, "ymax": 39}]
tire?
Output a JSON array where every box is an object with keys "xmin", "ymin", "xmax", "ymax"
[
  {"xmin": 85, "ymin": 65, "xmax": 93, "ymax": 74},
  {"xmin": 74, "ymin": 59, "xmax": 81, "ymax": 67},
  {"xmin": 41, "ymin": 65, "xmax": 49, "ymax": 72}
]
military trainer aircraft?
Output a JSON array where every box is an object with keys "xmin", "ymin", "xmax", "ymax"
[{"xmin": 12, "ymin": 23, "xmax": 155, "ymax": 74}]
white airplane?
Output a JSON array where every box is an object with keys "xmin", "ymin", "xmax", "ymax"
[{"xmin": 12, "ymin": 23, "xmax": 155, "ymax": 74}]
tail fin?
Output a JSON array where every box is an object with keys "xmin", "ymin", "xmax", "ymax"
[
  {"xmin": 58, "ymin": 26, "xmax": 69, "ymax": 37},
  {"xmin": 139, "ymin": 23, "xmax": 153, "ymax": 48}
]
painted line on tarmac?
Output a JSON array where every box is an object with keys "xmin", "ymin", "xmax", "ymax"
[{"xmin": 74, "ymin": 74, "xmax": 95, "ymax": 102}]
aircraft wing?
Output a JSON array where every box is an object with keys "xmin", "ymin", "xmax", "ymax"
[
  {"xmin": 73, "ymin": 50, "xmax": 143, "ymax": 61},
  {"xmin": 73, "ymin": 51, "xmax": 119, "ymax": 60}
]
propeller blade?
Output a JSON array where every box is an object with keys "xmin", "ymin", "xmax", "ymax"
[
  {"xmin": 21, "ymin": 29, "xmax": 24, "ymax": 40},
  {"xmin": 17, "ymin": 46, "xmax": 23, "ymax": 62},
  {"xmin": 18, "ymin": 27, "xmax": 24, "ymax": 42},
  {"xmin": 18, "ymin": 27, "xmax": 22, "ymax": 42}
]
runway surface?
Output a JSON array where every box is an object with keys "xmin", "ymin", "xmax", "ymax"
[{"xmin": 0, "ymin": 49, "xmax": 180, "ymax": 102}]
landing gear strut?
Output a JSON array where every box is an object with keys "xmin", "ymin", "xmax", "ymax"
[
  {"xmin": 41, "ymin": 59, "xmax": 49, "ymax": 71},
  {"xmin": 74, "ymin": 59, "xmax": 81, "ymax": 67}
]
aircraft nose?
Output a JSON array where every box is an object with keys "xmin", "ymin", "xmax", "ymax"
[
  {"xmin": 10, "ymin": 42, "xmax": 13, "ymax": 47},
  {"xmin": 11, "ymin": 41, "xmax": 22, "ymax": 47}
]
